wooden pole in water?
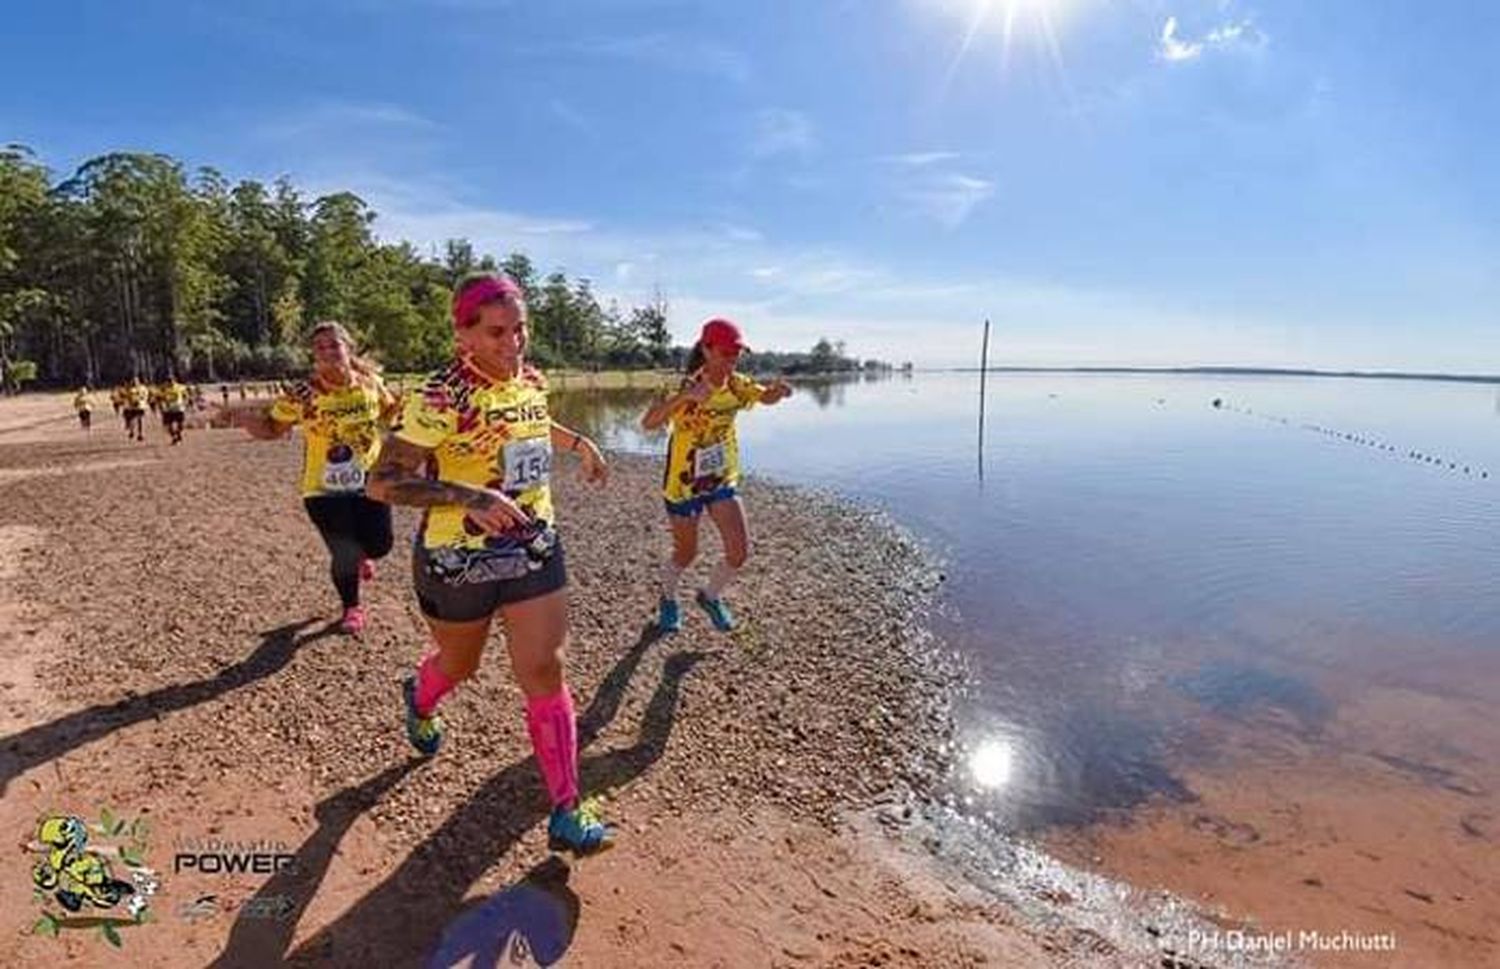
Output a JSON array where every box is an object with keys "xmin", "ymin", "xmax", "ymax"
[{"xmin": 978, "ymin": 317, "xmax": 991, "ymax": 480}]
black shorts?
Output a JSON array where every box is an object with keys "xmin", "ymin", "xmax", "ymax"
[
  {"xmin": 123, "ymin": 407, "xmax": 144, "ymax": 419},
  {"xmin": 413, "ymin": 538, "xmax": 568, "ymax": 622},
  {"xmin": 163, "ymin": 409, "xmax": 185, "ymax": 423}
]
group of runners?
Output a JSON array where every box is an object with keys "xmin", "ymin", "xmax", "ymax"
[
  {"xmin": 206, "ymin": 272, "xmax": 791, "ymax": 855},
  {"xmin": 72, "ymin": 378, "xmax": 287, "ymax": 442}
]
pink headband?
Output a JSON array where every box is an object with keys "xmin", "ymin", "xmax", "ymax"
[{"xmin": 452, "ymin": 276, "xmax": 522, "ymax": 327}]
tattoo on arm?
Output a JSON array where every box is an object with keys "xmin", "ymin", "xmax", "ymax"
[{"xmin": 368, "ymin": 434, "xmax": 494, "ymax": 509}]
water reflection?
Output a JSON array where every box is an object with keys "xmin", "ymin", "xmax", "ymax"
[
  {"xmin": 551, "ymin": 372, "xmax": 1500, "ymax": 833},
  {"xmin": 969, "ymin": 738, "xmax": 1016, "ymax": 790}
]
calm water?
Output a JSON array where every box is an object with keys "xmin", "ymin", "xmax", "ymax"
[{"xmin": 553, "ymin": 372, "xmax": 1500, "ymax": 829}]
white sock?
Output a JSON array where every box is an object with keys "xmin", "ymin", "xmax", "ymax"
[
  {"xmin": 705, "ymin": 561, "xmax": 738, "ymax": 600},
  {"xmin": 661, "ymin": 560, "xmax": 685, "ymax": 599}
]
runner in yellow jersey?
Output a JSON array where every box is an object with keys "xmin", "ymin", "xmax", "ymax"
[
  {"xmin": 158, "ymin": 375, "xmax": 190, "ymax": 445},
  {"xmin": 121, "ymin": 378, "xmax": 150, "ymax": 441},
  {"xmin": 73, "ymin": 387, "xmax": 94, "ymax": 431},
  {"xmin": 220, "ymin": 321, "xmax": 400, "ymax": 634},
  {"xmin": 640, "ymin": 318, "xmax": 792, "ymax": 633},
  {"xmin": 367, "ymin": 272, "xmax": 613, "ymax": 856}
]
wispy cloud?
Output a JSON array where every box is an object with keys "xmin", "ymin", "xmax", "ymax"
[
  {"xmin": 901, "ymin": 172, "xmax": 995, "ymax": 228},
  {"xmin": 253, "ymin": 101, "xmax": 439, "ymax": 141},
  {"xmin": 1157, "ymin": 14, "xmax": 1267, "ymax": 63},
  {"xmin": 750, "ymin": 109, "xmax": 817, "ymax": 160},
  {"xmin": 1158, "ymin": 16, "xmax": 1202, "ymax": 62},
  {"xmin": 549, "ymin": 99, "xmax": 596, "ymax": 139},
  {"xmin": 719, "ymin": 224, "xmax": 763, "ymax": 243},
  {"xmin": 561, "ymin": 34, "xmax": 750, "ymax": 84},
  {"xmin": 876, "ymin": 151, "xmax": 963, "ymax": 167}
]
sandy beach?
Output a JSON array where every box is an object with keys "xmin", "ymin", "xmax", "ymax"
[{"xmin": 0, "ymin": 393, "xmax": 1104, "ymax": 968}]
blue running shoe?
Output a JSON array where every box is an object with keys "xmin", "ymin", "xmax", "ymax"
[
  {"xmin": 548, "ymin": 798, "xmax": 613, "ymax": 856},
  {"xmin": 695, "ymin": 590, "xmax": 736, "ymax": 632},
  {"xmin": 402, "ymin": 675, "xmax": 444, "ymax": 757},
  {"xmin": 658, "ymin": 597, "xmax": 682, "ymax": 634}
]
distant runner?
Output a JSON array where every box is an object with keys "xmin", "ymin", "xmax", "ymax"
[
  {"xmin": 73, "ymin": 387, "xmax": 93, "ymax": 430},
  {"xmin": 122, "ymin": 378, "xmax": 149, "ymax": 441},
  {"xmin": 640, "ymin": 318, "xmax": 792, "ymax": 633}
]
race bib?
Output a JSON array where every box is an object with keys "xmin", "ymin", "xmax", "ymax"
[
  {"xmin": 322, "ymin": 460, "xmax": 365, "ymax": 492},
  {"xmin": 694, "ymin": 442, "xmax": 728, "ymax": 478},
  {"xmin": 502, "ymin": 437, "xmax": 552, "ymax": 491}
]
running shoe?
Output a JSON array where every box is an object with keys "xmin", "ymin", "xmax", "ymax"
[
  {"xmin": 359, "ymin": 558, "xmax": 377, "ymax": 582},
  {"xmin": 340, "ymin": 605, "xmax": 366, "ymax": 635},
  {"xmin": 547, "ymin": 798, "xmax": 613, "ymax": 856},
  {"xmin": 402, "ymin": 675, "xmax": 444, "ymax": 756},
  {"xmin": 657, "ymin": 597, "xmax": 682, "ymax": 634},
  {"xmin": 694, "ymin": 590, "xmax": 736, "ymax": 632}
]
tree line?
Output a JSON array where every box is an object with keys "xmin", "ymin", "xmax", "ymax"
[{"xmin": 1, "ymin": 146, "xmax": 878, "ymax": 391}]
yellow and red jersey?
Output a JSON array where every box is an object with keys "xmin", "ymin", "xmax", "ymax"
[
  {"xmin": 394, "ymin": 359, "xmax": 555, "ymax": 550},
  {"xmin": 269, "ymin": 373, "xmax": 396, "ymax": 497},
  {"xmin": 661, "ymin": 372, "xmax": 766, "ymax": 503}
]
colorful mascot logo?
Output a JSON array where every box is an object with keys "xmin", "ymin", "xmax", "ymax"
[{"xmin": 26, "ymin": 808, "xmax": 159, "ymax": 948}]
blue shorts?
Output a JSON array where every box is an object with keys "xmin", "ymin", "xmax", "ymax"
[{"xmin": 664, "ymin": 486, "xmax": 737, "ymax": 518}]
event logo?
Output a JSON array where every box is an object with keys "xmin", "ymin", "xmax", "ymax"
[{"xmin": 25, "ymin": 807, "xmax": 160, "ymax": 948}]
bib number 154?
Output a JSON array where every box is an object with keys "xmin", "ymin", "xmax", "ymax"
[{"xmin": 502, "ymin": 438, "xmax": 552, "ymax": 491}]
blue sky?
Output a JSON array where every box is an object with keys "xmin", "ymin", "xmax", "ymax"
[{"xmin": 4, "ymin": 0, "xmax": 1497, "ymax": 369}]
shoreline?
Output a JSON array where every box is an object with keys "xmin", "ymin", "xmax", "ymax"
[{"xmin": 0, "ymin": 414, "xmax": 1098, "ymax": 966}]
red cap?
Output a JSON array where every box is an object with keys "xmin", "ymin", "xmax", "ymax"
[{"xmin": 700, "ymin": 317, "xmax": 749, "ymax": 353}]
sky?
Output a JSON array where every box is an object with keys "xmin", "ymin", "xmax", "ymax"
[{"xmin": 3, "ymin": 0, "xmax": 1497, "ymax": 370}]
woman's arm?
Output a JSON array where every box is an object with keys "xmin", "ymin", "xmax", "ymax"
[
  {"xmin": 760, "ymin": 378, "xmax": 794, "ymax": 405},
  {"xmin": 641, "ymin": 376, "xmax": 710, "ymax": 430},
  {"xmin": 550, "ymin": 421, "xmax": 607, "ymax": 484},
  {"xmin": 218, "ymin": 402, "xmax": 291, "ymax": 440},
  {"xmin": 366, "ymin": 434, "xmax": 530, "ymax": 532}
]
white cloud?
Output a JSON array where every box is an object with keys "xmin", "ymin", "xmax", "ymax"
[
  {"xmin": 719, "ymin": 224, "xmax": 763, "ymax": 243},
  {"xmin": 750, "ymin": 109, "xmax": 817, "ymax": 160},
  {"xmin": 1158, "ymin": 16, "xmax": 1202, "ymax": 62},
  {"xmin": 549, "ymin": 99, "xmax": 595, "ymax": 138},
  {"xmin": 1157, "ymin": 14, "xmax": 1267, "ymax": 63},
  {"xmin": 902, "ymin": 172, "xmax": 995, "ymax": 229},
  {"xmin": 253, "ymin": 101, "xmax": 439, "ymax": 141},
  {"xmin": 876, "ymin": 151, "xmax": 963, "ymax": 167},
  {"xmin": 311, "ymin": 170, "xmax": 1314, "ymax": 367},
  {"xmin": 561, "ymin": 34, "xmax": 750, "ymax": 84}
]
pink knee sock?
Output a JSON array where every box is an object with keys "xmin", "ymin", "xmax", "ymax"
[
  {"xmin": 413, "ymin": 652, "xmax": 456, "ymax": 716},
  {"xmin": 525, "ymin": 688, "xmax": 579, "ymax": 809}
]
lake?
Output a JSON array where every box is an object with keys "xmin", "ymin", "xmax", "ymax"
[{"xmin": 553, "ymin": 370, "xmax": 1500, "ymax": 961}]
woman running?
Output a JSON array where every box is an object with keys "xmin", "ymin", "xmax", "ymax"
[
  {"xmin": 159, "ymin": 374, "xmax": 190, "ymax": 445},
  {"xmin": 73, "ymin": 387, "xmax": 93, "ymax": 431},
  {"xmin": 366, "ymin": 272, "xmax": 613, "ymax": 855},
  {"xmin": 221, "ymin": 321, "xmax": 399, "ymax": 634},
  {"xmin": 640, "ymin": 318, "xmax": 792, "ymax": 634},
  {"xmin": 122, "ymin": 378, "xmax": 149, "ymax": 441}
]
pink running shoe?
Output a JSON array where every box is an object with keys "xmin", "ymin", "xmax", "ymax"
[
  {"xmin": 359, "ymin": 558, "xmax": 377, "ymax": 582},
  {"xmin": 340, "ymin": 606, "xmax": 367, "ymax": 635}
]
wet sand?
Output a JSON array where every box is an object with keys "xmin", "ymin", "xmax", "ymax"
[{"xmin": 1046, "ymin": 649, "xmax": 1500, "ymax": 967}]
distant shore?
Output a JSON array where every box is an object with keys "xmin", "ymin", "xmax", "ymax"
[{"xmin": 943, "ymin": 364, "xmax": 1500, "ymax": 385}]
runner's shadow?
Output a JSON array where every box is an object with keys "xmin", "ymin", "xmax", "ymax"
[
  {"xmin": 209, "ymin": 760, "xmax": 419, "ymax": 969},
  {"xmin": 214, "ymin": 625, "xmax": 698, "ymax": 968},
  {"xmin": 0, "ymin": 618, "xmax": 339, "ymax": 797},
  {"xmin": 424, "ymin": 856, "xmax": 579, "ymax": 969}
]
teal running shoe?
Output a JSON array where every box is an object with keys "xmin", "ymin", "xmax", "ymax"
[
  {"xmin": 547, "ymin": 798, "xmax": 614, "ymax": 856},
  {"xmin": 695, "ymin": 590, "xmax": 736, "ymax": 632},
  {"xmin": 657, "ymin": 597, "xmax": 682, "ymax": 634},
  {"xmin": 402, "ymin": 675, "xmax": 444, "ymax": 757}
]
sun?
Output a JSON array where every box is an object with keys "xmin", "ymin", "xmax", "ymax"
[{"xmin": 915, "ymin": 0, "xmax": 1077, "ymax": 87}]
